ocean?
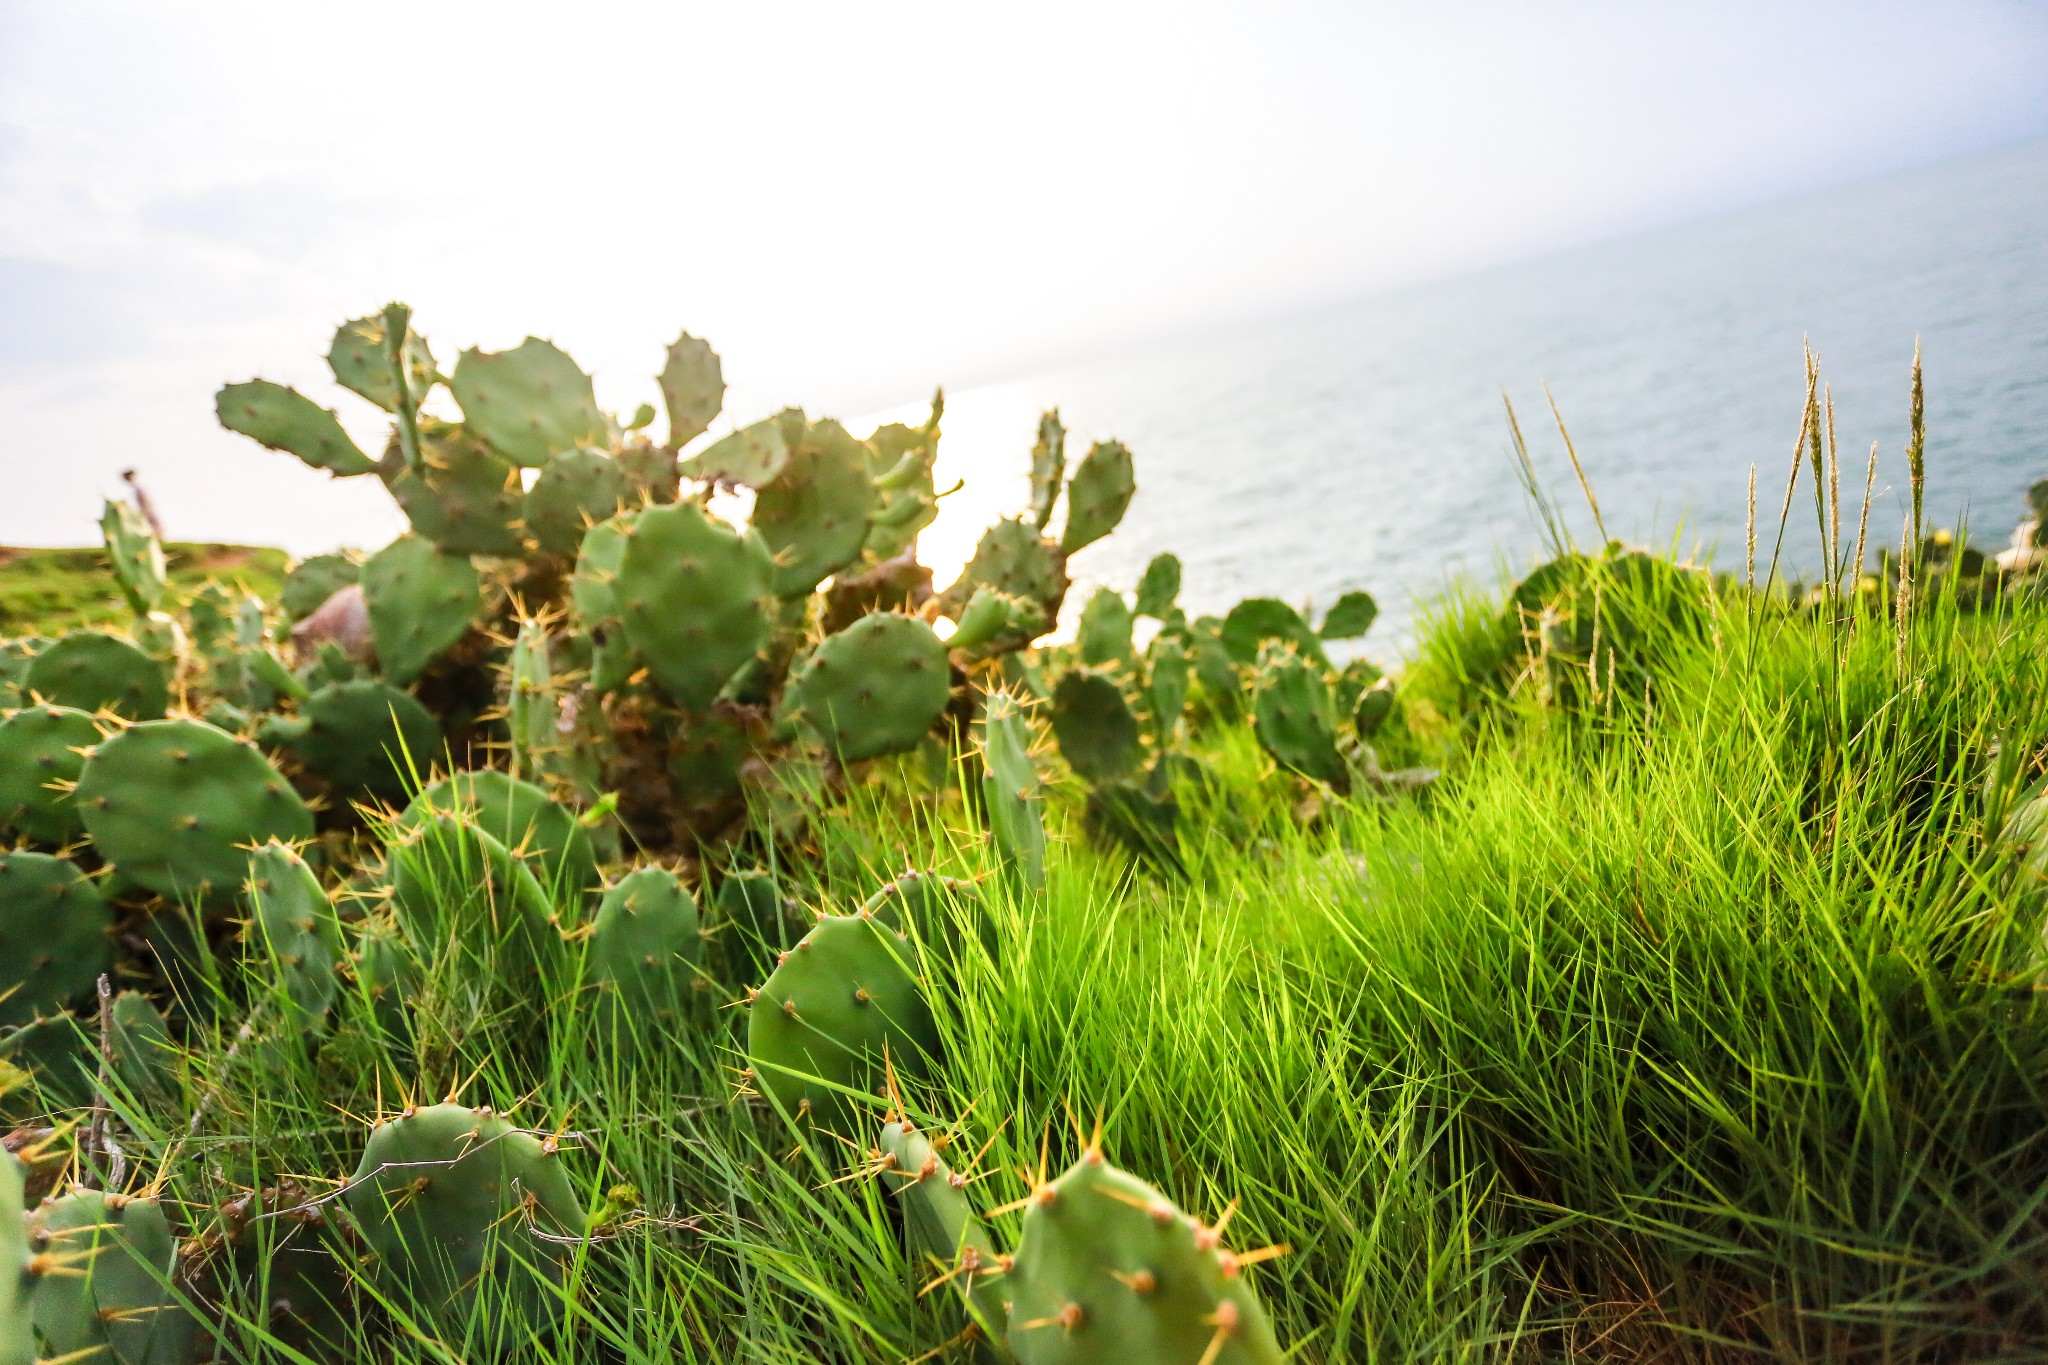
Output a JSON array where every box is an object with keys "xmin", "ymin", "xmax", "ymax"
[{"xmin": 908, "ymin": 137, "xmax": 2048, "ymax": 651}]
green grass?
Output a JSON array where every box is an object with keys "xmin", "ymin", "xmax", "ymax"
[
  {"xmin": 32, "ymin": 560, "xmax": 2048, "ymax": 1362},
  {"xmin": 0, "ymin": 543, "xmax": 288, "ymax": 635}
]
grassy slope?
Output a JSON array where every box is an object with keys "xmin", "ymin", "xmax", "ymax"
[
  {"xmin": 104, "ymin": 576, "xmax": 2047, "ymax": 1362},
  {"xmin": 0, "ymin": 543, "xmax": 288, "ymax": 635}
]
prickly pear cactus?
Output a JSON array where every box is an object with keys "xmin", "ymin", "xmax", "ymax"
[
  {"xmin": 404, "ymin": 771, "xmax": 599, "ymax": 910},
  {"xmin": 215, "ymin": 379, "xmax": 376, "ymax": 477},
  {"xmin": 614, "ymin": 501, "xmax": 775, "ymax": 710},
  {"xmin": 1077, "ymin": 589, "xmax": 1133, "ymax": 666},
  {"xmin": 1250, "ymin": 645, "xmax": 1345, "ymax": 788},
  {"xmin": 715, "ymin": 868, "xmax": 800, "ymax": 985},
  {"xmin": 381, "ymin": 418, "xmax": 528, "ymax": 556},
  {"xmin": 350, "ymin": 915, "xmax": 418, "ymax": 1045},
  {"xmin": 279, "ymin": 552, "xmax": 362, "ymax": 622},
  {"xmin": 982, "ymin": 691, "xmax": 1046, "ymax": 889},
  {"xmin": 0, "ymin": 852, "xmax": 111, "ymax": 1028},
  {"xmin": 450, "ymin": 337, "xmax": 604, "ymax": 467},
  {"xmin": 589, "ymin": 866, "xmax": 701, "ymax": 1023},
  {"xmin": 387, "ymin": 811, "xmax": 554, "ymax": 969},
  {"xmin": 328, "ymin": 309, "xmax": 437, "ymax": 414},
  {"xmin": 1145, "ymin": 635, "xmax": 1189, "ymax": 749},
  {"xmin": 1220, "ymin": 599, "xmax": 1325, "ymax": 669},
  {"xmin": 790, "ymin": 614, "xmax": 952, "ymax": 762},
  {"xmin": 570, "ymin": 512, "xmax": 640, "ymax": 692},
  {"xmin": 1005, "ymin": 1149, "xmax": 1284, "ymax": 1365},
  {"xmin": 659, "ymin": 332, "xmax": 724, "ymax": 448},
  {"xmin": 0, "ymin": 702, "xmax": 100, "ymax": 845},
  {"xmin": 360, "ymin": 535, "xmax": 481, "ymax": 686},
  {"xmin": 1133, "ymin": 553, "xmax": 1182, "ymax": 620},
  {"xmin": 23, "ymin": 632, "xmax": 169, "ymax": 720},
  {"xmin": 25, "ymin": 1188, "xmax": 198, "ymax": 1365},
  {"xmin": 344, "ymin": 1103, "xmax": 587, "ymax": 1333},
  {"xmin": 1, "ymin": 1151, "xmax": 26, "ymax": 1365},
  {"xmin": 1059, "ymin": 440, "xmax": 1135, "ymax": 556},
  {"xmin": 525, "ymin": 448, "xmax": 634, "ymax": 557},
  {"xmin": 1050, "ymin": 671, "xmax": 1141, "ymax": 786},
  {"xmin": 746, "ymin": 912, "xmax": 940, "ymax": 1130},
  {"xmin": 101, "ymin": 499, "xmax": 166, "ymax": 617},
  {"xmin": 751, "ymin": 419, "xmax": 880, "ymax": 596},
  {"xmin": 191, "ymin": 1180, "xmax": 358, "ymax": 1362},
  {"xmin": 945, "ymin": 589, "xmax": 1046, "ymax": 659},
  {"xmin": 877, "ymin": 1117, "xmax": 1009, "ymax": 1349},
  {"xmin": 1353, "ymin": 676, "xmax": 1394, "ymax": 739},
  {"xmin": 939, "ymin": 520, "xmax": 1069, "ymax": 642},
  {"xmin": 257, "ymin": 679, "xmax": 441, "ymax": 801},
  {"xmin": 77, "ymin": 718, "xmax": 314, "ymax": 902},
  {"xmin": 681, "ymin": 414, "xmax": 791, "ymax": 488},
  {"xmin": 245, "ymin": 841, "xmax": 344, "ymax": 1032},
  {"xmin": 864, "ymin": 410, "xmax": 942, "ymax": 559},
  {"xmin": 107, "ymin": 990, "xmax": 174, "ymax": 1105},
  {"xmin": 1318, "ymin": 589, "xmax": 1378, "ymax": 641}
]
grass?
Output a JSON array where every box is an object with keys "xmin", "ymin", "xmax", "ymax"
[
  {"xmin": 0, "ymin": 543, "xmax": 288, "ymax": 635},
  {"xmin": 32, "ymin": 545, "xmax": 2047, "ymax": 1362}
]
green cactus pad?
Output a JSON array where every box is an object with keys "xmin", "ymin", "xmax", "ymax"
[
  {"xmin": 746, "ymin": 912, "xmax": 939, "ymax": 1130},
  {"xmin": 1050, "ymin": 670, "xmax": 1141, "ymax": 785},
  {"xmin": 279, "ymin": 552, "xmax": 362, "ymax": 622},
  {"xmin": 660, "ymin": 332, "xmax": 725, "ymax": 448},
  {"xmin": 1145, "ymin": 635, "xmax": 1190, "ymax": 748},
  {"xmin": 1077, "ymin": 588, "xmax": 1133, "ymax": 666},
  {"xmin": 1353, "ymin": 677, "xmax": 1394, "ymax": 739},
  {"xmin": 450, "ymin": 337, "xmax": 605, "ymax": 467},
  {"xmin": 863, "ymin": 420, "xmax": 941, "ymax": 559},
  {"xmin": 0, "ymin": 853, "xmax": 111, "ymax": 1029},
  {"xmin": 752, "ymin": 419, "xmax": 880, "ymax": 596},
  {"xmin": 939, "ymin": 519, "xmax": 1069, "ymax": 644},
  {"xmin": 945, "ymin": 588, "xmax": 1046, "ymax": 659},
  {"xmin": 0, "ymin": 703, "xmax": 100, "ymax": 845},
  {"xmin": 76, "ymin": 719, "xmax": 313, "ymax": 902},
  {"xmin": 351, "ymin": 915, "xmax": 418, "ymax": 1044},
  {"xmin": 387, "ymin": 811, "xmax": 555, "ymax": 970},
  {"xmin": 1188, "ymin": 618, "xmax": 1241, "ymax": 714},
  {"xmin": 25, "ymin": 1189, "xmax": 197, "ymax": 1365},
  {"xmin": 1006, "ymin": 1151, "xmax": 1284, "ymax": 1365},
  {"xmin": 360, "ymin": 535, "xmax": 481, "ymax": 686},
  {"xmin": 615, "ymin": 501, "xmax": 775, "ymax": 711},
  {"xmin": 589, "ymin": 866, "xmax": 701, "ymax": 1022},
  {"xmin": 23, "ymin": 631, "xmax": 168, "ymax": 720},
  {"xmin": 1251, "ymin": 645, "xmax": 1346, "ymax": 787},
  {"xmin": 1, "ymin": 1151, "xmax": 26, "ymax": 1365},
  {"xmin": 101, "ymin": 499, "xmax": 166, "ymax": 616},
  {"xmin": 1059, "ymin": 440, "xmax": 1136, "ymax": 555},
  {"xmin": 0, "ymin": 639, "xmax": 43, "ymax": 710},
  {"xmin": 1134, "ymin": 553, "xmax": 1182, "ymax": 619},
  {"xmin": 1030, "ymin": 409, "xmax": 1067, "ymax": 532},
  {"xmin": 790, "ymin": 614, "xmax": 951, "ymax": 762},
  {"xmin": 680, "ymin": 414, "xmax": 792, "ymax": 488},
  {"xmin": 328, "ymin": 311, "xmax": 438, "ymax": 413},
  {"xmin": 244, "ymin": 841, "xmax": 344, "ymax": 1032},
  {"xmin": 403, "ymin": 771, "xmax": 599, "ymax": 911},
  {"xmin": 345, "ymin": 1103, "xmax": 587, "ymax": 1332},
  {"xmin": 107, "ymin": 990, "xmax": 175, "ymax": 1105},
  {"xmin": 1318, "ymin": 589, "xmax": 1379, "ymax": 641},
  {"xmin": 257, "ymin": 680, "xmax": 441, "ymax": 801},
  {"xmin": 382, "ymin": 419, "xmax": 529, "ymax": 556},
  {"xmin": 215, "ymin": 380, "xmax": 376, "ymax": 477},
  {"xmin": 716, "ymin": 868, "xmax": 801, "ymax": 984},
  {"xmin": 667, "ymin": 705, "xmax": 759, "ymax": 825},
  {"xmin": 878, "ymin": 1118, "xmax": 1009, "ymax": 1346},
  {"xmin": 525, "ymin": 448, "xmax": 635, "ymax": 557},
  {"xmin": 1220, "ymin": 598, "xmax": 1326, "ymax": 668},
  {"xmin": 569, "ymin": 513, "xmax": 639, "ymax": 692},
  {"xmin": 983, "ymin": 690, "xmax": 1046, "ymax": 889},
  {"xmin": 193, "ymin": 1181, "xmax": 359, "ymax": 1361}
]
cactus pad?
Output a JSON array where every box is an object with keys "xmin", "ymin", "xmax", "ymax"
[
  {"xmin": 215, "ymin": 380, "xmax": 376, "ymax": 477},
  {"xmin": 387, "ymin": 811, "xmax": 554, "ymax": 969},
  {"xmin": 790, "ymin": 614, "xmax": 951, "ymax": 762},
  {"xmin": 0, "ymin": 853, "xmax": 111, "ymax": 1028},
  {"xmin": 1030, "ymin": 409, "xmax": 1068, "ymax": 531},
  {"xmin": 23, "ymin": 631, "xmax": 168, "ymax": 720},
  {"xmin": 878, "ymin": 1118, "xmax": 1009, "ymax": 1345},
  {"xmin": 983, "ymin": 691, "xmax": 1046, "ymax": 889},
  {"xmin": 751, "ymin": 419, "xmax": 880, "ymax": 596},
  {"xmin": 1145, "ymin": 635, "xmax": 1190, "ymax": 748},
  {"xmin": 1318, "ymin": 589, "xmax": 1378, "ymax": 641},
  {"xmin": 939, "ymin": 519, "xmax": 1068, "ymax": 643},
  {"xmin": 1006, "ymin": 1151, "xmax": 1284, "ymax": 1365},
  {"xmin": 1, "ymin": 1152, "xmax": 26, "ymax": 1365},
  {"xmin": 0, "ymin": 702, "xmax": 100, "ymax": 845},
  {"xmin": 1077, "ymin": 588, "xmax": 1133, "ymax": 666},
  {"xmin": 1134, "ymin": 553, "xmax": 1182, "ymax": 619},
  {"xmin": 525, "ymin": 448, "xmax": 635, "ymax": 557},
  {"xmin": 257, "ymin": 680, "xmax": 441, "ymax": 801},
  {"xmin": 747, "ymin": 912, "xmax": 939, "ymax": 1129},
  {"xmin": 328, "ymin": 310, "xmax": 438, "ymax": 413},
  {"xmin": 450, "ymin": 338, "xmax": 605, "ymax": 467},
  {"xmin": 279, "ymin": 552, "xmax": 362, "ymax": 622},
  {"xmin": 404, "ymin": 771, "xmax": 599, "ymax": 911},
  {"xmin": 589, "ymin": 866, "xmax": 701, "ymax": 1022},
  {"xmin": 946, "ymin": 588, "xmax": 1047, "ymax": 659},
  {"xmin": 1353, "ymin": 677, "xmax": 1394, "ymax": 739},
  {"xmin": 614, "ymin": 501, "xmax": 775, "ymax": 710},
  {"xmin": 715, "ymin": 868, "xmax": 801, "ymax": 984},
  {"xmin": 244, "ymin": 841, "xmax": 344, "ymax": 1032},
  {"xmin": 360, "ymin": 535, "xmax": 481, "ymax": 686},
  {"xmin": 382, "ymin": 418, "xmax": 529, "ymax": 556},
  {"xmin": 1050, "ymin": 670, "xmax": 1141, "ymax": 785},
  {"xmin": 681, "ymin": 414, "xmax": 791, "ymax": 488},
  {"xmin": 1059, "ymin": 440, "xmax": 1135, "ymax": 555},
  {"xmin": 1220, "ymin": 598, "xmax": 1325, "ymax": 668},
  {"xmin": 25, "ymin": 1189, "xmax": 196, "ymax": 1365},
  {"xmin": 1250, "ymin": 645, "xmax": 1345, "ymax": 787},
  {"xmin": 101, "ymin": 499, "xmax": 166, "ymax": 616},
  {"xmin": 864, "ymin": 419, "xmax": 941, "ymax": 559},
  {"xmin": 107, "ymin": 990, "xmax": 175, "ymax": 1105},
  {"xmin": 660, "ymin": 332, "xmax": 725, "ymax": 448}
]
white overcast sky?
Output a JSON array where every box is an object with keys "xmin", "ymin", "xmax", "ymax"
[{"xmin": 2, "ymin": 0, "xmax": 2046, "ymax": 547}]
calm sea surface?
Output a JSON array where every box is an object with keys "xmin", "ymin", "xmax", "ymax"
[{"xmin": 911, "ymin": 137, "xmax": 2048, "ymax": 651}]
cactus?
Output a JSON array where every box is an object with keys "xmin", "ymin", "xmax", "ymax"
[
  {"xmin": 659, "ymin": 331, "xmax": 724, "ymax": 448},
  {"xmin": 24, "ymin": 1188, "xmax": 197, "ymax": 1365},
  {"xmin": 1030, "ymin": 410, "xmax": 1067, "ymax": 532},
  {"xmin": 1, "ymin": 1152, "xmax": 27, "ymax": 1365},
  {"xmin": 947, "ymin": 589, "xmax": 1047, "ymax": 660},
  {"xmin": 525, "ymin": 448, "xmax": 635, "ymax": 557},
  {"xmin": 504, "ymin": 617, "xmax": 556, "ymax": 785},
  {"xmin": 1317, "ymin": 589, "xmax": 1378, "ymax": 641},
  {"xmin": 681, "ymin": 413, "xmax": 792, "ymax": 488},
  {"xmin": 1050, "ymin": 671, "xmax": 1141, "ymax": 786},
  {"xmin": 77, "ymin": 718, "xmax": 314, "ymax": 902},
  {"xmin": 1133, "ymin": 553, "xmax": 1182, "ymax": 620},
  {"xmin": 0, "ymin": 641, "xmax": 43, "ymax": 710},
  {"xmin": 864, "ymin": 406, "xmax": 943, "ymax": 559},
  {"xmin": 1187, "ymin": 617, "xmax": 1241, "ymax": 716},
  {"xmin": 570, "ymin": 512, "xmax": 640, "ymax": 692},
  {"xmin": 107, "ymin": 991, "xmax": 175, "ymax": 1105},
  {"xmin": 350, "ymin": 915, "xmax": 418, "ymax": 1044},
  {"xmin": 877, "ymin": 1117, "xmax": 1009, "ymax": 1349},
  {"xmin": 588, "ymin": 866, "xmax": 701, "ymax": 1023},
  {"xmin": 859, "ymin": 870, "xmax": 985, "ymax": 957},
  {"xmin": 982, "ymin": 691, "xmax": 1046, "ymax": 890},
  {"xmin": 0, "ymin": 702, "xmax": 100, "ymax": 845},
  {"xmin": 1352, "ymin": 676, "xmax": 1394, "ymax": 739},
  {"xmin": 1250, "ymin": 644, "xmax": 1345, "ymax": 788},
  {"xmin": 746, "ymin": 911, "xmax": 940, "ymax": 1130},
  {"xmin": 1220, "ymin": 599, "xmax": 1325, "ymax": 669},
  {"xmin": 790, "ymin": 613, "xmax": 952, "ymax": 762},
  {"xmin": 751, "ymin": 419, "xmax": 881, "ymax": 597},
  {"xmin": 403, "ymin": 771, "xmax": 599, "ymax": 912},
  {"xmin": 0, "ymin": 853, "xmax": 111, "ymax": 1028},
  {"xmin": 257, "ymin": 679, "xmax": 440, "ymax": 801},
  {"xmin": 190, "ymin": 1180, "xmax": 358, "ymax": 1362},
  {"xmin": 360, "ymin": 535, "xmax": 481, "ymax": 686},
  {"xmin": 279, "ymin": 552, "xmax": 362, "ymax": 623},
  {"xmin": 101, "ymin": 499, "xmax": 166, "ymax": 617},
  {"xmin": 939, "ymin": 520, "xmax": 1069, "ymax": 648},
  {"xmin": 614, "ymin": 501, "xmax": 776, "ymax": 710},
  {"xmin": 328, "ymin": 309, "xmax": 437, "ymax": 414},
  {"xmin": 715, "ymin": 868, "xmax": 801, "ymax": 985},
  {"xmin": 214, "ymin": 380, "xmax": 376, "ymax": 477},
  {"xmin": 23, "ymin": 631, "xmax": 169, "ymax": 720},
  {"xmin": 450, "ymin": 337, "xmax": 605, "ymax": 467},
  {"xmin": 381, "ymin": 419, "xmax": 529, "ymax": 557},
  {"xmin": 1059, "ymin": 441, "xmax": 1135, "ymax": 555},
  {"xmin": 245, "ymin": 841, "xmax": 344, "ymax": 1033},
  {"xmin": 344, "ymin": 1103, "xmax": 587, "ymax": 1332},
  {"xmin": 1005, "ymin": 1149, "xmax": 1284, "ymax": 1365},
  {"xmin": 387, "ymin": 811, "xmax": 555, "ymax": 972},
  {"xmin": 1076, "ymin": 589, "xmax": 1133, "ymax": 666},
  {"xmin": 1144, "ymin": 635, "xmax": 1189, "ymax": 749}
]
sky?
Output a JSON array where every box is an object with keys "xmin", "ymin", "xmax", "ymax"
[{"xmin": 2, "ymin": 0, "xmax": 2046, "ymax": 551}]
